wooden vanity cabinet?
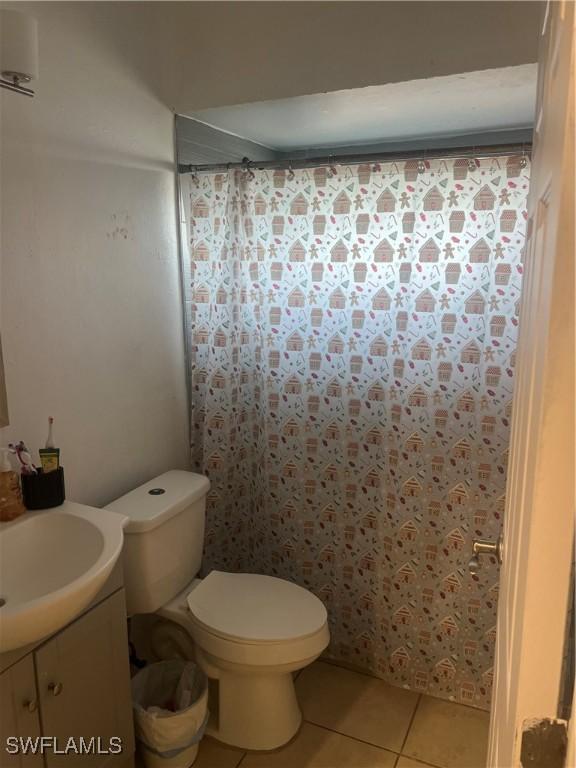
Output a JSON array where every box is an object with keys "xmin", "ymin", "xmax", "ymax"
[
  {"xmin": 0, "ymin": 589, "xmax": 135, "ymax": 768},
  {"xmin": 0, "ymin": 654, "xmax": 42, "ymax": 767}
]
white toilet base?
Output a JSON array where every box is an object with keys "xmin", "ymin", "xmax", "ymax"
[
  {"xmin": 145, "ymin": 575, "xmax": 330, "ymax": 751},
  {"xmin": 196, "ymin": 646, "xmax": 304, "ymax": 751}
]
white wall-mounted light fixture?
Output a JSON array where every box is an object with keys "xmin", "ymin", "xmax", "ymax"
[{"xmin": 0, "ymin": 9, "xmax": 39, "ymax": 97}]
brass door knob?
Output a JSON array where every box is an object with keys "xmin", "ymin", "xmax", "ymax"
[
  {"xmin": 23, "ymin": 699, "xmax": 38, "ymax": 713},
  {"xmin": 48, "ymin": 682, "xmax": 63, "ymax": 696}
]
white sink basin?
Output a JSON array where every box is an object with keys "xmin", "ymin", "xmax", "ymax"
[{"xmin": 0, "ymin": 502, "xmax": 127, "ymax": 653}]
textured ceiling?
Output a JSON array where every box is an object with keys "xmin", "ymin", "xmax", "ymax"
[{"xmin": 191, "ymin": 65, "xmax": 537, "ymax": 151}]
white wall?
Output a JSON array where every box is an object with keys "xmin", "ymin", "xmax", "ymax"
[
  {"xmin": 0, "ymin": 3, "xmax": 189, "ymax": 506},
  {"xmin": 101, "ymin": 1, "xmax": 542, "ymax": 115},
  {"xmin": 0, "ymin": 0, "xmax": 542, "ymax": 509}
]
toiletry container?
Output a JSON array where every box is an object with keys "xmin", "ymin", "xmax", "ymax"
[{"xmin": 0, "ymin": 448, "xmax": 26, "ymax": 522}]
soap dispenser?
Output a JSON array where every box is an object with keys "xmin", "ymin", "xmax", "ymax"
[{"xmin": 0, "ymin": 448, "xmax": 26, "ymax": 522}]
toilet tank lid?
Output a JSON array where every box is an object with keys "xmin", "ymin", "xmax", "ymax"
[{"xmin": 105, "ymin": 470, "xmax": 210, "ymax": 533}]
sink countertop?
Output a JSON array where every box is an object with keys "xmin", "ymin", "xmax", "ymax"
[
  {"xmin": 0, "ymin": 499, "xmax": 129, "ymax": 530},
  {"xmin": 0, "ymin": 500, "xmax": 128, "ymax": 653}
]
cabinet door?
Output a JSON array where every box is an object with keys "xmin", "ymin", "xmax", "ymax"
[
  {"xmin": 35, "ymin": 590, "xmax": 135, "ymax": 768},
  {"xmin": 0, "ymin": 655, "xmax": 43, "ymax": 767}
]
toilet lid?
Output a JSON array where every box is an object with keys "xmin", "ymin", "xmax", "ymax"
[{"xmin": 186, "ymin": 571, "xmax": 327, "ymax": 643}]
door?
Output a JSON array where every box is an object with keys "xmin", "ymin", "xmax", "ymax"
[
  {"xmin": 488, "ymin": 1, "xmax": 575, "ymax": 766},
  {"xmin": 0, "ymin": 655, "xmax": 43, "ymax": 767},
  {"xmin": 35, "ymin": 591, "xmax": 134, "ymax": 768}
]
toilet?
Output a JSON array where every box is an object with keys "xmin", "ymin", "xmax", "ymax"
[{"xmin": 106, "ymin": 470, "xmax": 330, "ymax": 751}]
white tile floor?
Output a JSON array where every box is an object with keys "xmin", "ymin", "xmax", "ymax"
[{"xmin": 137, "ymin": 661, "xmax": 490, "ymax": 768}]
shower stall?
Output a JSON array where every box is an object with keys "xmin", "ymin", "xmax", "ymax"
[{"xmin": 177, "ymin": 138, "xmax": 530, "ymax": 711}]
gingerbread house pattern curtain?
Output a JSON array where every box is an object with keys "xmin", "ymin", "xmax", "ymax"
[{"xmin": 185, "ymin": 155, "xmax": 530, "ymax": 709}]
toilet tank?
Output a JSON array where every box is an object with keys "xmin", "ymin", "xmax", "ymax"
[{"xmin": 105, "ymin": 470, "xmax": 210, "ymax": 615}]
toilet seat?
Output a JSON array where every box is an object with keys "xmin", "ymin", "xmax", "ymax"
[
  {"xmin": 186, "ymin": 571, "xmax": 329, "ymax": 666},
  {"xmin": 187, "ymin": 570, "xmax": 327, "ymax": 643}
]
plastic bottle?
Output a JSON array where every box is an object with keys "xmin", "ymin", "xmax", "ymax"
[{"xmin": 0, "ymin": 448, "xmax": 26, "ymax": 522}]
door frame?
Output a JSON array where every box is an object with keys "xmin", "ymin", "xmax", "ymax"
[{"xmin": 487, "ymin": 1, "xmax": 575, "ymax": 765}]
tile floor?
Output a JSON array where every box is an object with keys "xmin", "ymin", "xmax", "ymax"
[{"xmin": 137, "ymin": 661, "xmax": 490, "ymax": 768}]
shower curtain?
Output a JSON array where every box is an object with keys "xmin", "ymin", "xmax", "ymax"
[{"xmin": 183, "ymin": 155, "xmax": 530, "ymax": 709}]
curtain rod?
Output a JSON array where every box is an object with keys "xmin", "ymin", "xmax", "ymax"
[{"xmin": 178, "ymin": 142, "xmax": 531, "ymax": 175}]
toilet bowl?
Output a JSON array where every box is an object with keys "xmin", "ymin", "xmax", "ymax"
[
  {"xmin": 153, "ymin": 571, "xmax": 329, "ymax": 750},
  {"xmin": 106, "ymin": 470, "xmax": 330, "ymax": 751},
  {"xmin": 187, "ymin": 570, "xmax": 329, "ymax": 749}
]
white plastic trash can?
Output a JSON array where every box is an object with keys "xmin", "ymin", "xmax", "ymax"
[{"xmin": 132, "ymin": 660, "xmax": 209, "ymax": 768}]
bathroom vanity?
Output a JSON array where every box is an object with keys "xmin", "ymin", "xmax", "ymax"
[
  {"xmin": 0, "ymin": 505, "xmax": 135, "ymax": 767},
  {"xmin": 0, "ymin": 565, "xmax": 134, "ymax": 767}
]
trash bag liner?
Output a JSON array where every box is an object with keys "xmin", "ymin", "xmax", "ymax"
[{"xmin": 132, "ymin": 660, "xmax": 208, "ymax": 759}]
